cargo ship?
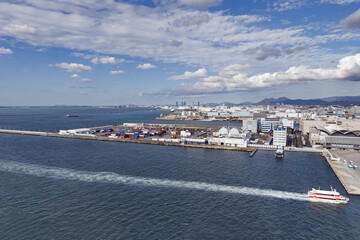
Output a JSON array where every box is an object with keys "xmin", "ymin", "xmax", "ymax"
[{"xmin": 308, "ymin": 187, "xmax": 349, "ymax": 204}]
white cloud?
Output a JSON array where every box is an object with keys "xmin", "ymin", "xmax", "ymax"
[
  {"xmin": 169, "ymin": 68, "xmax": 207, "ymax": 80},
  {"xmin": 110, "ymin": 70, "xmax": 125, "ymax": 75},
  {"xmin": 0, "ymin": 0, "xmax": 358, "ymax": 78},
  {"xmin": 155, "ymin": 0, "xmax": 223, "ymax": 8},
  {"xmin": 137, "ymin": 63, "xmax": 156, "ymax": 69},
  {"xmin": 79, "ymin": 78, "xmax": 93, "ymax": 83},
  {"xmin": 54, "ymin": 62, "xmax": 92, "ymax": 72},
  {"xmin": 0, "ymin": 47, "xmax": 13, "ymax": 54},
  {"xmin": 342, "ymin": 9, "xmax": 360, "ymax": 29},
  {"xmin": 71, "ymin": 74, "xmax": 80, "ymax": 78},
  {"xmin": 321, "ymin": 0, "xmax": 360, "ymax": 4},
  {"xmin": 91, "ymin": 56, "xmax": 125, "ymax": 65},
  {"xmin": 271, "ymin": 0, "xmax": 308, "ymax": 12},
  {"xmin": 1, "ymin": 23, "xmax": 37, "ymax": 34},
  {"xmin": 0, "ymin": 1, "xmax": 280, "ymax": 69},
  {"xmin": 145, "ymin": 54, "xmax": 360, "ymax": 96}
]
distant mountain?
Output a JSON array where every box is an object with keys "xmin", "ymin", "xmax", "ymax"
[
  {"xmin": 255, "ymin": 96, "xmax": 360, "ymax": 106},
  {"xmin": 239, "ymin": 101, "xmax": 254, "ymax": 105}
]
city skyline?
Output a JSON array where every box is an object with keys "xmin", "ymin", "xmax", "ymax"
[{"xmin": 1, "ymin": 0, "xmax": 360, "ymax": 106}]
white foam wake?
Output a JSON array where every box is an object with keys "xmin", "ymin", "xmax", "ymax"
[{"xmin": 0, "ymin": 160, "xmax": 309, "ymax": 202}]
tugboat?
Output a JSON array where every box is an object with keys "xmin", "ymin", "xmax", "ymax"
[{"xmin": 308, "ymin": 187, "xmax": 349, "ymax": 204}]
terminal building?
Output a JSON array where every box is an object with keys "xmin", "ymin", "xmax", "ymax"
[{"xmin": 309, "ymin": 125, "xmax": 360, "ymax": 150}]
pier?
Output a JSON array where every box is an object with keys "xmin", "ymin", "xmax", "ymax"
[{"xmin": 249, "ymin": 149, "xmax": 257, "ymax": 157}]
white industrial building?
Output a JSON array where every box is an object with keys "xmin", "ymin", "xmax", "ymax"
[
  {"xmin": 260, "ymin": 118, "xmax": 281, "ymax": 133},
  {"xmin": 243, "ymin": 119, "xmax": 258, "ymax": 133},
  {"xmin": 208, "ymin": 138, "xmax": 248, "ymax": 148},
  {"xmin": 273, "ymin": 127, "xmax": 287, "ymax": 147}
]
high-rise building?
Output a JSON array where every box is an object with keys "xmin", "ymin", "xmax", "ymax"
[{"xmin": 273, "ymin": 127, "xmax": 287, "ymax": 147}]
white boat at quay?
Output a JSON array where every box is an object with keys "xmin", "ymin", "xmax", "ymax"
[{"xmin": 308, "ymin": 187, "xmax": 349, "ymax": 204}]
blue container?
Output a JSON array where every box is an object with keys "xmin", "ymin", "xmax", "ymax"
[{"xmin": 132, "ymin": 135, "xmax": 139, "ymax": 139}]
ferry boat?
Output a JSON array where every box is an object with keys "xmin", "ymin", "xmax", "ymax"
[
  {"xmin": 308, "ymin": 187, "xmax": 349, "ymax": 204},
  {"xmin": 275, "ymin": 149, "xmax": 284, "ymax": 158}
]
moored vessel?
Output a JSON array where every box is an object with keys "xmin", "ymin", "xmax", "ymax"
[
  {"xmin": 275, "ymin": 148, "xmax": 284, "ymax": 158},
  {"xmin": 66, "ymin": 114, "xmax": 79, "ymax": 117},
  {"xmin": 308, "ymin": 187, "xmax": 349, "ymax": 204}
]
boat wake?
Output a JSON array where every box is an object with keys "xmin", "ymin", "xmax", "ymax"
[{"xmin": 0, "ymin": 160, "xmax": 311, "ymax": 202}]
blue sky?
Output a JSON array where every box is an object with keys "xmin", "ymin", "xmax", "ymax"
[{"xmin": 1, "ymin": 0, "xmax": 360, "ymax": 106}]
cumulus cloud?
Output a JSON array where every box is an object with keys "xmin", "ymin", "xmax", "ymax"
[
  {"xmin": 0, "ymin": 47, "xmax": 13, "ymax": 54},
  {"xmin": 54, "ymin": 62, "xmax": 92, "ymax": 72},
  {"xmin": 145, "ymin": 54, "xmax": 360, "ymax": 96},
  {"xmin": 169, "ymin": 68, "xmax": 207, "ymax": 80},
  {"xmin": 246, "ymin": 45, "xmax": 307, "ymax": 60},
  {"xmin": 110, "ymin": 70, "xmax": 125, "ymax": 75},
  {"xmin": 137, "ymin": 63, "xmax": 156, "ymax": 69},
  {"xmin": 79, "ymin": 78, "xmax": 93, "ymax": 83},
  {"xmin": 342, "ymin": 9, "xmax": 360, "ymax": 29},
  {"xmin": 71, "ymin": 74, "xmax": 80, "ymax": 78},
  {"xmin": 91, "ymin": 56, "xmax": 125, "ymax": 65}
]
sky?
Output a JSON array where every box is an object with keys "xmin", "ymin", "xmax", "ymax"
[{"xmin": 1, "ymin": 0, "xmax": 360, "ymax": 106}]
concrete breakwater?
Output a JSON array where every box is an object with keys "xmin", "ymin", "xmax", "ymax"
[{"xmin": 0, "ymin": 129, "xmax": 252, "ymax": 152}]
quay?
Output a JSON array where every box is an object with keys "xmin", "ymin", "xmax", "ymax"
[{"xmin": 323, "ymin": 150, "xmax": 360, "ymax": 195}]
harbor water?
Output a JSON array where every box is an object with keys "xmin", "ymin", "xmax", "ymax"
[{"xmin": 0, "ymin": 108, "xmax": 359, "ymax": 239}]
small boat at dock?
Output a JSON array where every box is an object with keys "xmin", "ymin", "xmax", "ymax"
[{"xmin": 275, "ymin": 148, "xmax": 284, "ymax": 158}]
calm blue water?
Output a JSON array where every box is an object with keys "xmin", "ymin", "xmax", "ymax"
[
  {"xmin": 0, "ymin": 108, "xmax": 359, "ymax": 239},
  {"xmin": 0, "ymin": 107, "xmax": 241, "ymax": 132}
]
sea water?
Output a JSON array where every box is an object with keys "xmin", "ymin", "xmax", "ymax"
[{"xmin": 0, "ymin": 108, "xmax": 359, "ymax": 239}]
